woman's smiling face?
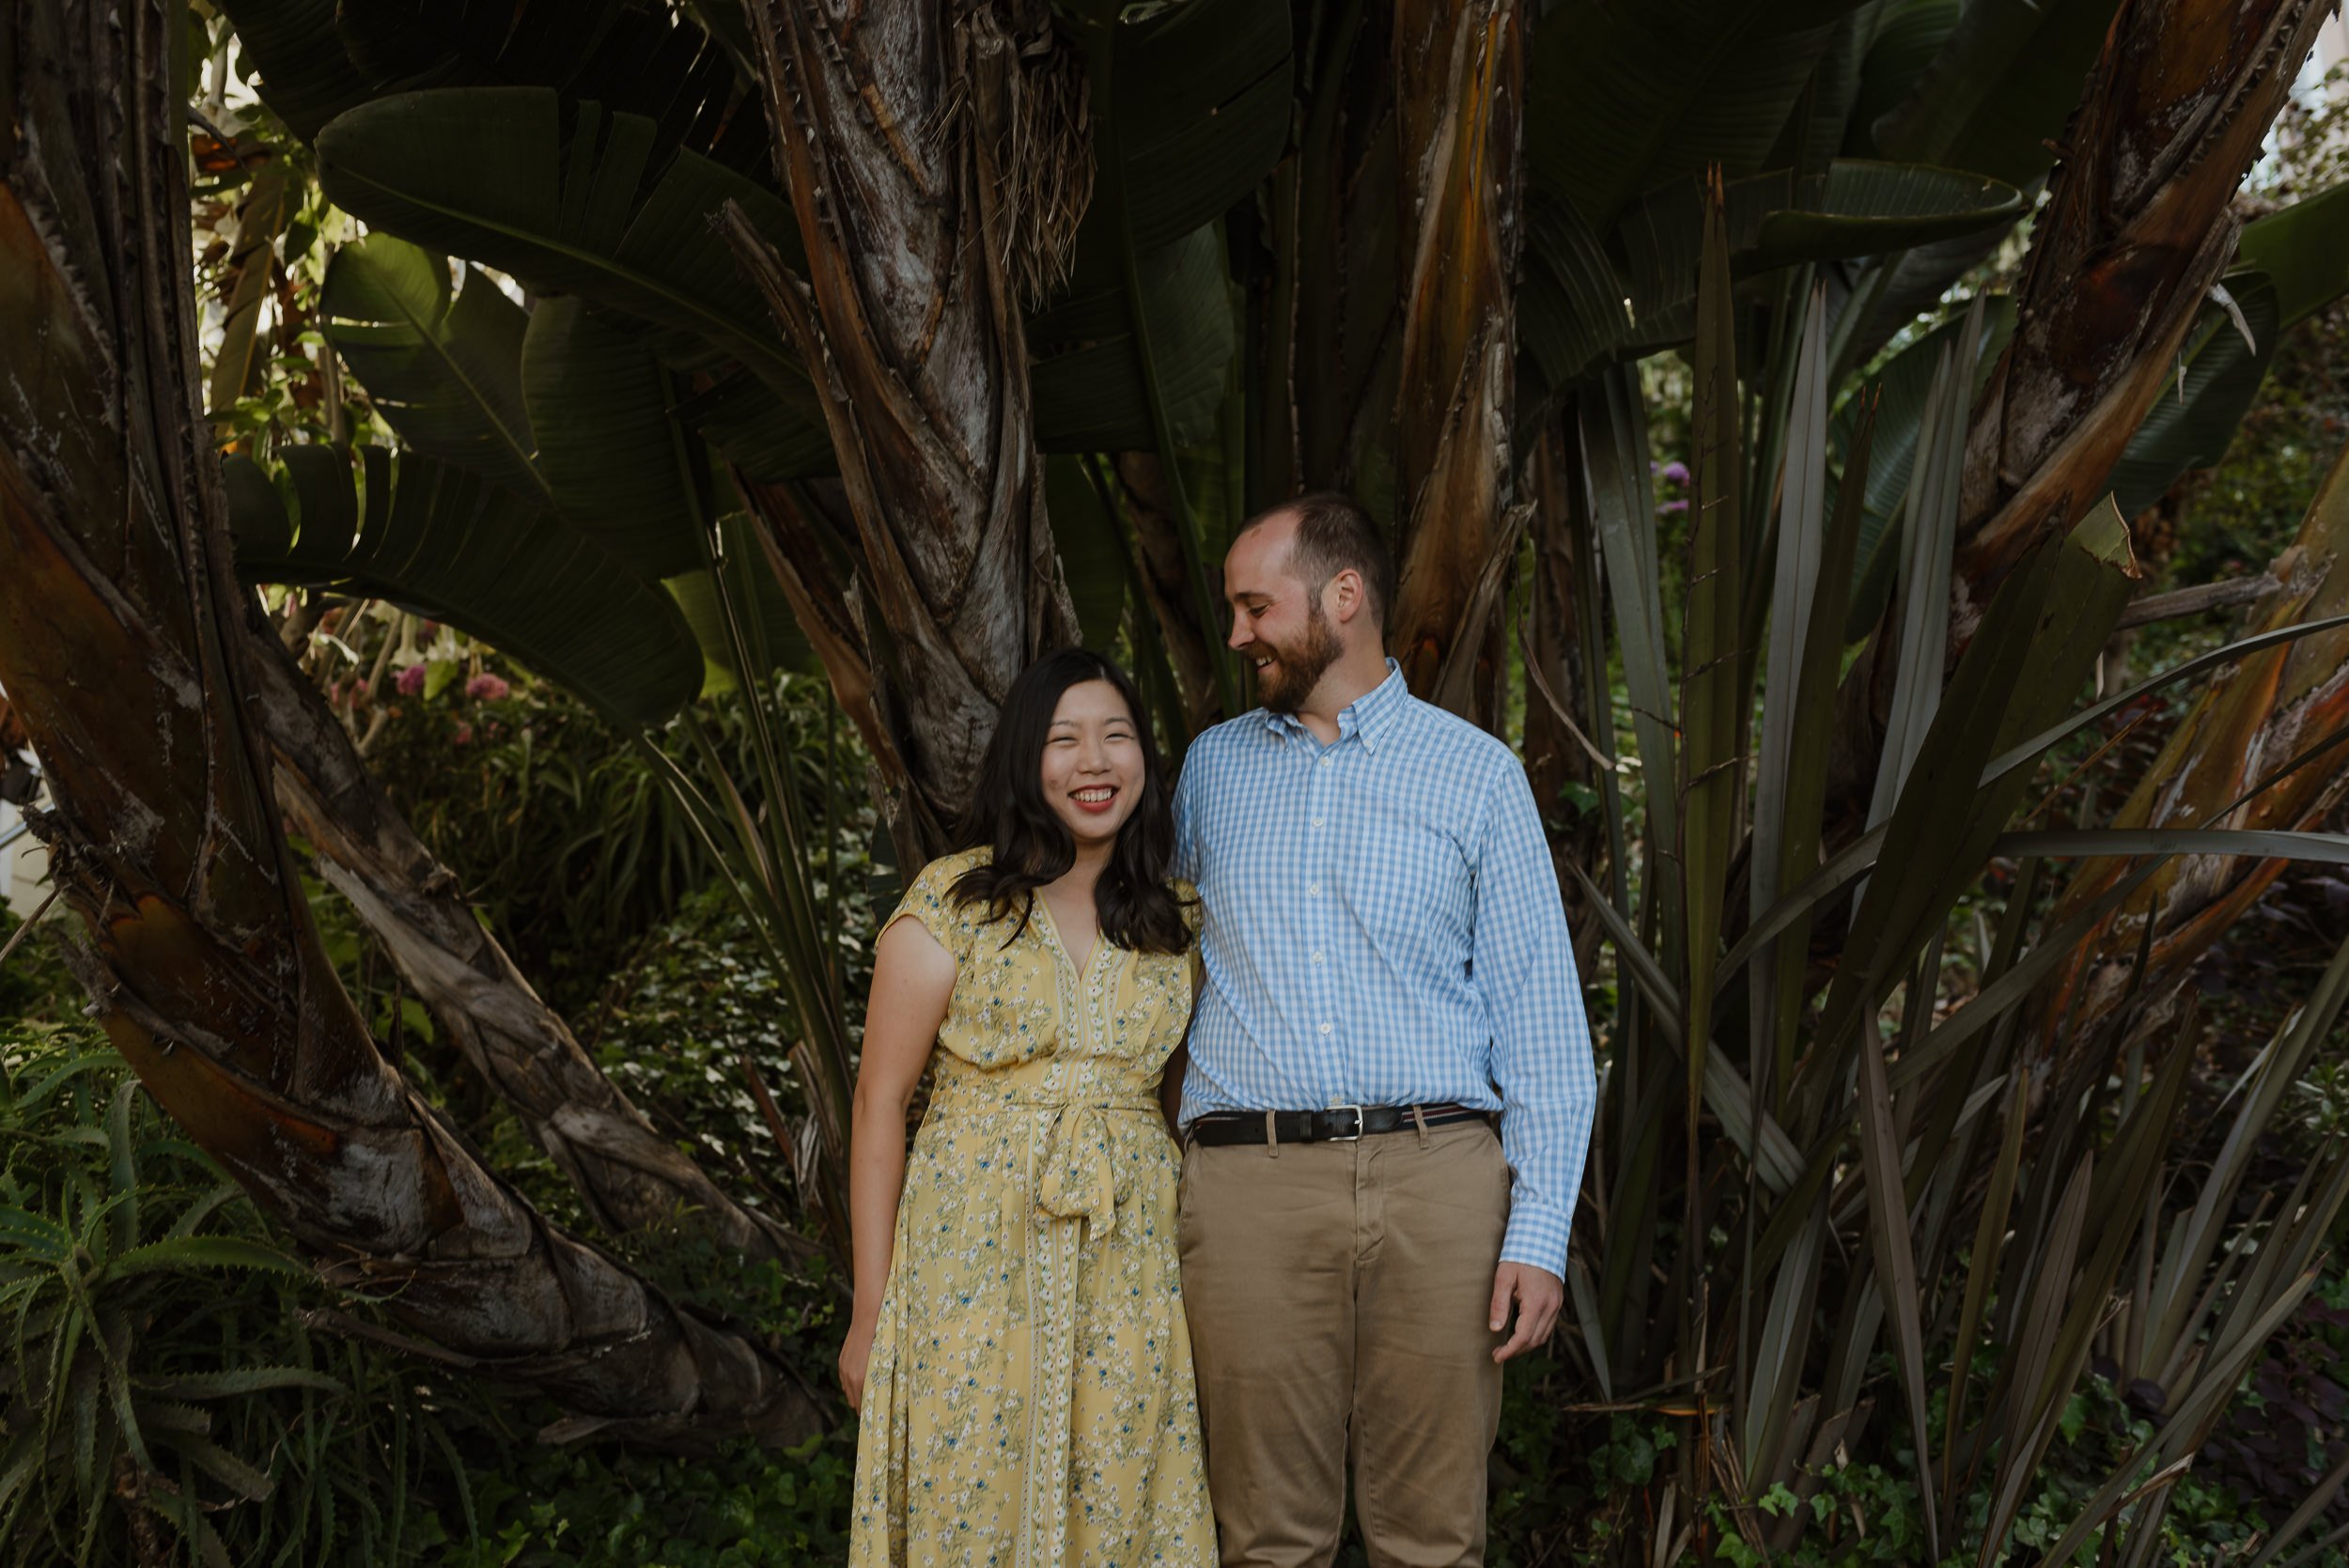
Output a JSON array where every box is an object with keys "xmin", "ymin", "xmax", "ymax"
[{"xmin": 1039, "ymin": 678, "xmax": 1145, "ymax": 851}]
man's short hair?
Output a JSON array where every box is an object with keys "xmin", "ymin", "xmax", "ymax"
[{"xmin": 1237, "ymin": 491, "xmax": 1395, "ymax": 627}]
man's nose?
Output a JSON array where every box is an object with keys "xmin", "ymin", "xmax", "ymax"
[{"xmin": 1227, "ymin": 619, "xmax": 1251, "ymax": 651}]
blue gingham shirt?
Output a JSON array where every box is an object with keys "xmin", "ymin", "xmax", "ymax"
[{"xmin": 1172, "ymin": 660, "xmax": 1598, "ymax": 1277}]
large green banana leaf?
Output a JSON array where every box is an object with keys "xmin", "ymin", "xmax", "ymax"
[
  {"xmin": 1027, "ymin": 0, "xmax": 1288, "ymax": 714},
  {"xmin": 1868, "ymin": 0, "xmax": 2126, "ymax": 186},
  {"xmin": 333, "ymin": 0, "xmax": 769, "ymax": 181},
  {"xmin": 1525, "ymin": 0, "xmax": 1871, "ymax": 230},
  {"xmin": 1044, "ymin": 456, "xmax": 1129, "ymax": 652},
  {"xmin": 211, "ymin": 0, "xmax": 371, "ymax": 139},
  {"xmin": 1027, "ymin": 0, "xmax": 1289, "ymax": 456},
  {"xmin": 217, "ymin": 0, "xmax": 770, "ymax": 185},
  {"xmin": 309, "ymin": 222, "xmax": 840, "ymax": 714},
  {"xmin": 521, "ymin": 297, "xmax": 711, "ymax": 581},
  {"xmin": 664, "ymin": 512, "xmax": 816, "ymax": 692},
  {"xmin": 665, "ymin": 369, "xmax": 836, "ymax": 484},
  {"xmin": 1031, "ymin": 226, "xmax": 1237, "ymax": 452},
  {"xmin": 1066, "ymin": 0, "xmax": 1292, "ymax": 252},
  {"xmin": 1831, "ymin": 0, "xmax": 2123, "ymax": 353},
  {"xmin": 318, "ymin": 233, "xmax": 549, "ymax": 507},
  {"xmin": 1521, "ymin": 160, "xmax": 2020, "ymax": 390},
  {"xmin": 226, "ymin": 446, "xmax": 705, "ymax": 727},
  {"xmin": 2237, "ymin": 181, "xmax": 2349, "ymax": 331},
  {"xmin": 315, "ymin": 86, "xmax": 837, "ymax": 481},
  {"xmin": 2107, "ymin": 274, "xmax": 2281, "ymax": 520},
  {"xmin": 315, "ymin": 87, "xmax": 805, "ymax": 392},
  {"xmin": 1841, "ymin": 0, "xmax": 1960, "ymax": 154}
]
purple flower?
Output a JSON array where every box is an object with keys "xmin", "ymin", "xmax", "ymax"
[
  {"xmin": 1658, "ymin": 498, "xmax": 1689, "ymax": 514},
  {"xmin": 394, "ymin": 663, "xmax": 428, "ymax": 696},
  {"xmin": 464, "ymin": 673, "xmax": 511, "ymax": 702},
  {"xmin": 1659, "ymin": 460, "xmax": 1690, "ymax": 486}
]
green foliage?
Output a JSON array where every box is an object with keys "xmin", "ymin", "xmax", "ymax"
[
  {"xmin": 434, "ymin": 1426, "xmax": 856, "ymax": 1568},
  {"xmin": 335, "ymin": 649, "xmax": 870, "ymax": 1021},
  {"xmin": 0, "ymin": 1029, "xmax": 857, "ymax": 1567},
  {"xmin": 0, "ymin": 907, "xmax": 77, "ymax": 1028},
  {"xmin": 0, "ymin": 1031, "xmax": 462, "ymax": 1567},
  {"xmin": 585, "ymin": 881, "xmax": 873, "ymax": 1205}
]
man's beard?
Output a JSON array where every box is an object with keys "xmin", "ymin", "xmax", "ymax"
[{"xmin": 1255, "ymin": 602, "xmax": 1344, "ymax": 714}]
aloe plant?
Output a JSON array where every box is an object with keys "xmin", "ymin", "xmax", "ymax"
[{"xmin": 0, "ymin": 1055, "xmax": 335, "ymax": 1566}]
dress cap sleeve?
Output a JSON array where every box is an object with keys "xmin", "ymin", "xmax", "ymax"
[{"xmin": 879, "ymin": 850, "xmax": 985, "ymax": 963}]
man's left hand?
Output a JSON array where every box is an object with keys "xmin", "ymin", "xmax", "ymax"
[{"xmin": 1488, "ymin": 1262, "xmax": 1563, "ymax": 1363}]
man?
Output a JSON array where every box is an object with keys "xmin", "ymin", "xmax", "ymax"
[{"xmin": 1171, "ymin": 492, "xmax": 1597, "ymax": 1568}]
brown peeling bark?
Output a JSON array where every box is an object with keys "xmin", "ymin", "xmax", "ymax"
[
  {"xmin": 2040, "ymin": 440, "xmax": 2349, "ymax": 1066},
  {"xmin": 1954, "ymin": 0, "xmax": 2333, "ymax": 606},
  {"xmin": 1386, "ymin": 0, "xmax": 1526, "ymax": 721},
  {"xmin": 245, "ymin": 632, "xmax": 817, "ymax": 1270},
  {"xmin": 726, "ymin": 0, "xmax": 1081, "ymax": 850},
  {"xmin": 0, "ymin": 0, "xmax": 817, "ymax": 1451}
]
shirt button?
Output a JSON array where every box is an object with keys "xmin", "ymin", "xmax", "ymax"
[
  {"xmin": 1319, "ymin": 755, "xmax": 1332, "ymax": 768},
  {"xmin": 1311, "ymin": 817, "xmax": 1324, "ymax": 829},
  {"xmin": 1307, "ymin": 883, "xmax": 1320, "ymax": 897},
  {"xmin": 1318, "ymin": 1022, "xmax": 1332, "ymax": 1035},
  {"xmin": 1311, "ymin": 951, "xmax": 1324, "ymax": 964}
]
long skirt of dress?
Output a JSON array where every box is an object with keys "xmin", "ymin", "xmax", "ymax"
[{"xmin": 848, "ymin": 1091, "xmax": 1217, "ymax": 1568}]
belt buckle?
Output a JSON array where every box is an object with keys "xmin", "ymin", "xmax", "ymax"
[{"xmin": 1325, "ymin": 1104, "xmax": 1365, "ymax": 1141}]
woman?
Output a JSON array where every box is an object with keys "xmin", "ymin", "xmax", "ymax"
[{"xmin": 840, "ymin": 648, "xmax": 1216, "ymax": 1566}]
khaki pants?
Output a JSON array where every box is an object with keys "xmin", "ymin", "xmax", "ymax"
[{"xmin": 1177, "ymin": 1117, "xmax": 1511, "ymax": 1568}]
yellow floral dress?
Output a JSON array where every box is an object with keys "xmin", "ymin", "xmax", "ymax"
[{"xmin": 849, "ymin": 848, "xmax": 1216, "ymax": 1568}]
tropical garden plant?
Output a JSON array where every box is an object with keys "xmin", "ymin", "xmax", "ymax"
[{"xmin": 7, "ymin": 0, "xmax": 2349, "ymax": 1560}]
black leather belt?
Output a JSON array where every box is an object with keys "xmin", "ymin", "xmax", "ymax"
[{"xmin": 1186, "ymin": 1103, "xmax": 1494, "ymax": 1147}]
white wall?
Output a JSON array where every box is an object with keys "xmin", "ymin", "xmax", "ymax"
[{"xmin": 0, "ymin": 800, "xmax": 48, "ymax": 919}]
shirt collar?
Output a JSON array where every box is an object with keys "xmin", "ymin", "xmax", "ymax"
[{"xmin": 1258, "ymin": 659, "xmax": 1410, "ymax": 753}]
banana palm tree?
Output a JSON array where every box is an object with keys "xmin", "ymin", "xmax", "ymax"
[{"xmin": 8, "ymin": 0, "xmax": 2349, "ymax": 1556}]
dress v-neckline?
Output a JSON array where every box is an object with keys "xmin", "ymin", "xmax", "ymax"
[{"xmin": 1034, "ymin": 892, "xmax": 1101, "ymax": 980}]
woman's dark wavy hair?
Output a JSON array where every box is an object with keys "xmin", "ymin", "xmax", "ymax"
[{"xmin": 948, "ymin": 648, "xmax": 1191, "ymax": 956}]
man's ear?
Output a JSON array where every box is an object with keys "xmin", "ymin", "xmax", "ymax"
[{"xmin": 1328, "ymin": 568, "xmax": 1366, "ymax": 626}]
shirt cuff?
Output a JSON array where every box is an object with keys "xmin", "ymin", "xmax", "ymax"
[{"xmin": 1500, "ymin": 1199, "xmax": 1571, "ymax": 1281}]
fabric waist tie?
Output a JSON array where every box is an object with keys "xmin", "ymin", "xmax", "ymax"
[{"xmin": 927, "ymin": 1086, "xmax": 1160, "ymax": 1238}]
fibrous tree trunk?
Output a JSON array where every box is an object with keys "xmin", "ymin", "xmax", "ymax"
[
  {"xmin": 2041, "ymin": 438, "xmax": 2349, "ymax": 1065},
  {"xmin": 1937, "ymin": 0, "xmax": 2343, "ymax": 1069},
  {"xmin": 1386, "ymin": 0, "xmax": 1527, "ymax": 722},
  {"xmin": 0, "ymin": 0, "xmax": 817, "ymax": 1452},
  {"xmin": 1953, "ymin": 0, "xmax": 2334, "ymax": 609},
  {"xmin": 245, "ymin": 631, "xmax": 815, "ymax": 1269},
  {"xmin": 1828, "ymin": 0, "xmax": 2331, "ymax": 855},
  {"xmin": 728, "ymin": 0, "xmax": 1082, "ymax": 855}
]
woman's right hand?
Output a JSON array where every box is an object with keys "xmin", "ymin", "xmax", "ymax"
[{"xmin": 839, "ymin": 1312, "xmax": 879, "ymax": 1411}]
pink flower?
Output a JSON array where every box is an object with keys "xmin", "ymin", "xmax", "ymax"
[
  {"xmin": 464, "ymin": 673, "xmax": 511, "ymax": 702},
  {"xmin": 453, "ymin": 721, "xmax": 474, "ymax": 746},
  {"xmin": 395, "ymin": 663, "xmax": 428, "ymax": 696},
  {"xmin": 1657, "ymin": 498, "xmax": 1689, "ymax": 514}
]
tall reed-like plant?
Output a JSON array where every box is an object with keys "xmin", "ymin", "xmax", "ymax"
[{"xmin": 1554, "ymin": 179, "xmax": 2349, "ymax": 1562}]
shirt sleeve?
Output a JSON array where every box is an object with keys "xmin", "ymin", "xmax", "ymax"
[
  {"xmin": 1171, "ymin": 746, "xmax": 1203, "ymax": 885},
  {"xmin": 1470, "ymin": 754, "xmax": 1598, "ymax": 1280}
]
